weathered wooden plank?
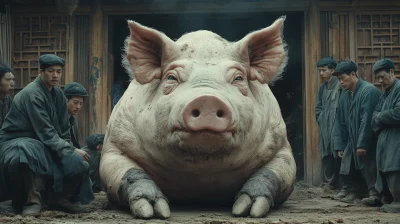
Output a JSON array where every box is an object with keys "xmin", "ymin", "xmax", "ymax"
[
  {"xmin": 304, "ymin": 0, "xmax": 322, "ymax": 186},
  {"xmin": 89, "ymin": 0, "xmax": 104, "ymax": 135},
  {"xmin": 66, "ymin": 15, "xmax": 75, "ymax": 85},
  {"xmin": 101, "ymin": 14, "xmax": 112, "ymax": 132},
  {"xmin": 74, "ymin": 15, "xmax": 91, "ymax": 145},
  {"xmin": 349, "ymin": 11, "xmax": 356, "ymax": 60}
]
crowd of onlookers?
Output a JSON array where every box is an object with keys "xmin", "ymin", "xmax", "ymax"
[
  {"xmin": 315, "ymin": 57, "xmax": 400, "ymax": 213},
  {"xmin": 0, "ymin": 54, "xmax": 104, "ymax": 216}
]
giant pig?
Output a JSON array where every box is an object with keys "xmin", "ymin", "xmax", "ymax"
[{"xmin": 100, "ymin": 16, "xmax": 296, "ymax": 219}]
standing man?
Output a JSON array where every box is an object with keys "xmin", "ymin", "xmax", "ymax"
[
  {"xmin": 0, "ymin": 54, "xmax": 94, "ymax": 216},
  {"xmin": 371, "ymin": 58, "xmax": 400, "ymax": 213},
  {"xmin": 332, "ymin": 60, "xmax": 381, "ymax": 205},
  {"xmin": 0, "ymin": 64, "xmax": 15, "ymax": 128},
  {"xmin": 315, "ymin": 57, "xmax": 342, "ymax": 190},
  {"xmin": 64, "ymin": 82, "xmax": 90, "ymax": 161}
]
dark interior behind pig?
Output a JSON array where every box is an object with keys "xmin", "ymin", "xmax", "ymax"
[{"xmin": 100, "ymin": 16, "xmax": 296, "ymax": 219}]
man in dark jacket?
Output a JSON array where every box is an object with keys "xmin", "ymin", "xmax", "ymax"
[
  {"xmin": 82, "ymin": 134, "xmax": 105, "ymax": 193},
  {"xmin": 332, "ymin": 60, "xmax": 381, "ymax": 205},
  {"xmin": 315, "ymin": 57, "xmax": 342, "ymax": 190},
  {"xmin": 64, "ymin": 82, "xmax": 90, "ymax": 161},
  {"xmin": 0, "ymin": 54, "xmax": 94, "ymax": 216},
  {"xmin": 371, "ymin": 58, "xmax": 400, "ymax": 213},
  {"xmin": 0, "ymin": 64, "xmax": 15, "ymax": 128}
]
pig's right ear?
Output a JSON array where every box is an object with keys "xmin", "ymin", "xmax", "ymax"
[{"xmin": 124, "ymin": 20, "xmax": 179, "ymax": 85}]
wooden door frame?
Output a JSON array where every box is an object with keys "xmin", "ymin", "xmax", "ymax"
[{"xmin": 103, "ymin": 2, "xmax": 320, "ymax": 184}]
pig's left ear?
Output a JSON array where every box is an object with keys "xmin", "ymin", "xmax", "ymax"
[
  {"xmin": 124, "ymin": 20, "xmax": 180, "ymax": 85},
  {"xmin": 233, "ymin": 16, "xmax": 288, "ymax": 84}
]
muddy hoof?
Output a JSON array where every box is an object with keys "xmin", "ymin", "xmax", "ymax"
[
  {"xmin": 380, "ymin": 203, "xmax": 400, "ymax": 213},
  {"xmin": 22, "ymin": 204, "xmax": 41, "ymax": 217},
  {"xmin": 361, "ymin": 196, "xmax": 382, "ymax": 207}
]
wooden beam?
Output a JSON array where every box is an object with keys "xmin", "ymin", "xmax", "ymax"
[
  {"xmin": 102, "ymin": 1, "xmax": 310, "ymax": 14},
  {"xmin": 89, "ymin": 0, "xmax": 104, "ymax": 135},
  {"xmin": 319, "ymin": 1, "xmax": 400, "ymax": 11},
  {"xmin": 304, "ymin": 0, "xmax": 322, "ymax": 186},
  {"xmin": 10, "ymin": 4, "xmax": 91, "ymax": 14}
]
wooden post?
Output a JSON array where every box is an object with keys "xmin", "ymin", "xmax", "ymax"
[
  {"xmin": 304, "ymin": 0, "xmax": 322, "ymax": 185},
  {"xmin": 89, "ymin": 0, "xmax": 104, "ymax": 134},
  {"xmin": 65, "ymin": 14, "xmax": 75, "ymax": 85}
]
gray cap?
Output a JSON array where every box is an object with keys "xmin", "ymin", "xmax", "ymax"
[
  {"xmin": 0, "ymin": 64, "xmax": 12, "ymax": 74},
  {"xmin": 373, "ymin": 58, "xmax": 395, "ymax": 73},
  {"xmin": 64, "ymin": 82, "xmax": 88, "ymax": 97},
  {"xmin": 317, "ymin": 57, "xmax": 337, "ymax": 68},
  {"xmin": 86, "ymin": 134, "xmax": 105, "ymax": 150},
  {"xmin": 39, "ymin": 54, "xmax": 65, "ymax": 67},
  {"xmin": 333, "ymin": 60, "xmax": 358, "ymax": 76}
]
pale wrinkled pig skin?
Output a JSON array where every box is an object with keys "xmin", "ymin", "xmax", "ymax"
[{"xmin": 99, "ymin": 16, "xmax": 296, "ymax": 219}]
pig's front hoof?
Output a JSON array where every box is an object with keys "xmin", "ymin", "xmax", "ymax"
[
  {"xmin": 131, "ymin": 198, "xmax": 170, "ymax": 219},
  {"xmin": 119, "ymin": 168, "xmax": 171, "ymax": 219},
  {"xmin": 232, "ymin": 194, "xmax": 270, "ymax": 218},
  {"xmin": 232, "ymin": 168, "xmax": 281, "ymax": 218}
]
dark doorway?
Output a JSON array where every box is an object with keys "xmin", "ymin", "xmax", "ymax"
[{"xmin": 110, "ymin": 11, "xmax": 304, "ymax": 180}]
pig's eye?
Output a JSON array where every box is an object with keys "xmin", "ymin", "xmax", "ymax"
[
  {"xmin": 167, "ymin": 75, "xmax": 178, "ymax": 81},
  {"xmin": 234, "ymin": 76, "xmax": 244, "ymax": 81}
]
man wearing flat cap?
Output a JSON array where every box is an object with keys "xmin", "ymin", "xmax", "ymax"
[
  {"xmin": 332, "ymin": 60, "xmax": 382, "ymax": 205},
  {"xmin": 0, "ymin": 54, "xmax": 94, "ymax": 216},
  {"xmin": 315, "ymin": 57, "xmax": 343, "ymax": 191},
  {"xmin": 0, "ymin": 63, "xmax": 15, "ymax": 128},
  {"xmin": 64, "ymin": 82, "xmax": 90, "ymax": 162},
  {"xmin": 371, "ymin": 58, "xmax": 400, "ymax": 213}
]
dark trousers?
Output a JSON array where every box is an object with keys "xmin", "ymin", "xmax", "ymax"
[
  {"xmin": 343, "ymin": 156, "xmax": 378, "ymax": 197},
  {"xmin": 7, "ymin": 152, "xmax": 90, "ymax": 209},
  {"xmin": 322, "ymin": 155, "xmax": 340, "ymax": 188},
  {"xmin": 380, "ymin": 171, "xmax": 400, "ymax": 202},
  {"xmin": 8, "ymin": 164, "xmax": 43, "ymax": 212},
  {"xmin": 44, "ymin": 153, "xmax": 91, "ymax": 204}
]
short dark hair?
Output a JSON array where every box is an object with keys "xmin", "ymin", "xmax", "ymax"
[
  {"xmin": 66, "ymin": 95, "xmax": 86, "ymax": 102},
  {"xmin": 326, "ymin": 64, "xmax": 336, "ymax": 70},
  {"xmin": 40, "ymin": 64, "xmax": 63, "ymax": 71},
  {"xmin": 374, "ymin": 68, "xmax": 392, "ymax": 75}
]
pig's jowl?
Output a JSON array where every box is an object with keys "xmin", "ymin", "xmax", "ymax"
[{"xmin": 100, "ymin": 16, "xmax": 296, "ymax": 219}]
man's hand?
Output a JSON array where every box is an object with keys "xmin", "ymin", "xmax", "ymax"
[
  {"xmin": 338, "ymin": 151, "xmax": 344, "ymax": 158},
  {"xmin": 75, "ymin": 148, "xmax": 90, "ymax": 161},
  {"xmin": 356, "ymin": 148, "xmax": 366, "ymax": 157}
]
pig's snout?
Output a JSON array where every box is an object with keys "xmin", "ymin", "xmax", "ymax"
[{"xmin": 183, "ymin": 95, "xmax": 232, "ymax": 133}]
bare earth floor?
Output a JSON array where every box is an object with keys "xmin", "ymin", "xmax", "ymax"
[{"xmin": 1, "ymin": 182, "xmax": 399, "ymax": 224}]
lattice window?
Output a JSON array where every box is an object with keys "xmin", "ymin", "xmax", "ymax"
[
  {"xmin": 355, "ymin": 13, "xmax": 400, "ymax": 86},
  {"xmin": 12, "ymin": 15, "xmax": 69, "ymax": 91}
]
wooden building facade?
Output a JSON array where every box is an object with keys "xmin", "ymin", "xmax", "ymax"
[{"xmin": 1, "ymin": 0, "xmax": 400, "ymax": 186}]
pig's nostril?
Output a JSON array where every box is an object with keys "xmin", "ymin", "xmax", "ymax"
[
  {"xmin": 192, "ymin": 109, "xmax": 200, "ymax": 117},
  {"xmin": 217, "ymin": 110, "xmax": 224, "ymax": 118}
]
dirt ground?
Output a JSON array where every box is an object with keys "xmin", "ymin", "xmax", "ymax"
[{"xmin": 1, "ymin": 182, "xmax": 399, "ymax": 224}]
